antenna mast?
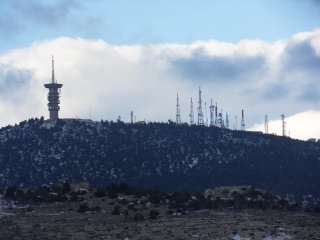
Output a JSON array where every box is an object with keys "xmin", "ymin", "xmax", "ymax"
[
  {"xmin": 241, "ymin": 109, "xmax": 245, "ymax": 131},
  {"xmin": 131, "ymin": 111, "xmax": 134, "ymax": 124},
  {"xmin": 204, "ymin": 102, "xmax": 208, "ymax": 126},
  {"xmin": 189, "ymin": 97, "xmax": 194, "ymax": 125},
  {"xmin": 197, "ymin": 87, "xmax": 204, "ymax": 125},
  {"xmin": 215, "ymin": 102, "xmax": 218, "ymax": 126},
  {"xmin": 218, "ymin": 109, "xmax": 224, "ymax": 128},
  {"xmin": 176, "ymin": 93, "xmax": 181, "ymax": 124},
  {"xmin": 225, "ymin": 112, "xmax": 229, "ymax": 129},
  {"xmin": 264, "ymin": 114, "xmax": 269, "ymax": 134},
  {"xmin": 235, "ymin": 115, "xmax": 238, "ymax": 130},
  {"xmin": 51, "ymin": 55, "xmax": 55, "ymax": 83},
  {"xmin": 209, "ymin": 99, "xmax": 214, "ymax": 126},
  {"xmin": 281, "ymin": 114, "xmax": 286, "ymax": 136}
]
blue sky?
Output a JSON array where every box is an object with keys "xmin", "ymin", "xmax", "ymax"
[
  {"xmin": 1, "ymin": 0, "xmax": 320, "ymax": 52},
  {"xmin": 1, "ymin": 0, "xmax": 320, "ymax": 139}
]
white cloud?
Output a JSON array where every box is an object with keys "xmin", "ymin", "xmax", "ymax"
[
  {"xmin": 0, "ymin": 29, "xmax": 320, "ymax": 140},
  {"xmin": 249, "ymin": 110, "xmax": 320, "ymax": 140}
]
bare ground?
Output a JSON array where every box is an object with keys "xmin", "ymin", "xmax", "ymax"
[{"xmin": 1, "ymin": 196, "xmax": 320, "ymax": 240}]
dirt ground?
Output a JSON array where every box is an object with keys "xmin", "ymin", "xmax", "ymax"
[{"xmin": 1, "ymin": 195, "xmax": 320, "ymax": 240}]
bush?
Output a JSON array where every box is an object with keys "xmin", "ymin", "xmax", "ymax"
[
  {"xmin": 62, "ymin": 182, "xmax": 71, "ymax": 194},
  {"xmin": 93, "ymin": 206, "xmax": 101, "ymax": 212},
  {"xmin": 313, "ymin": 206, "xmax": 320, "ymax": 213},
  {"xmin": 35, "ymin": 185, "xmax": 50, "ymax": 199},
  {"xmin": 4, "ymin": 185, "xmax": 17, "ymax": 200},
  {"xmin": 77, "ymin": 203, "xmax": 101, "ymax": 213},
  {"xmin": 112, "ymin": 205, "xmax": 121, "ymax": 215},
  {"xmin": 24, "ymin": 190, "xmax": 35, "ymax": 202},
  {"xmin": 127, "ymin": 203, "xmax": 136, "ymax": 210},
  {"xmin": 108, "ymin": 191, "xmax": 118, "ymax": 199},
  {"xmin": 167, "ymin": 209, "xmax": 174, "ymax": 215},
  {"xmin": 149, "ymin": 210, "xmax": 159, "ymax": 219},
  {"xmin": 134, "ymin": 213, "xmax": 145, "ymax": 221},
  {"xmin": 94, "ymin": 188, "xmax": 106, "ymax": 198},
  {"xmin": 69, "ymin": 191, "xmax": 79, "ymax": 202},
  {"xmin": 15, "ymin": 189, "xmax": 25, "ymax": 201},
  {"xmin": 77, "ymin": 203, "xmax": 90, "ymax": 213},
  {"xmin": 119, "ymin": 198, "xmax": 129, "ymax": 205}
]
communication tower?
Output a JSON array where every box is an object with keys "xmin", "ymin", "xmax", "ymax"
[
  {"xmin": 215, "ymin": 102, "xmax": 218, "ymax": 126},
  {"xmin": 209, "ymin": 99, "xmax": 215, "ymax": 126},
  {"xmin": 235, "ymin": 115, "xmax": 238, "ymax": 130},
  {"xmin": 281, "ymin": 114, "xmax": 286, "ymax": 136},
  {"xmin": 204, "ymin": 102, "xmax": 208, "ymax": 126},
  {"xmin": 218, "ymin": 109, "xmax": 224, "ymax": 128},
  {"xmin": 225, "ymin": 112, "xmax": 229, "ymax": 129},
  {"xmin": 197, "ymin": 87, "xmax": 204, "ymax": 125},
  {"xmin": 176, "ymin": 93, "xmax": 181, "ymax": 124},
  {"xmin": 241, "ymin": 109, "xmax": 245, "ymax": 131},
  {"xmin": 264, "ymin": 114, "xmax": 269, "ymax": 134},
  {"xmin": 131, "ymin": 111, "xmax": 134, "ymax": 124},
  {"xmin": 189, "ymin": 98, "xmax": 194, "ymax": 125},
  {"xmin": 44, "ymin": 56, "xmax": 63, "ymax": 122}
]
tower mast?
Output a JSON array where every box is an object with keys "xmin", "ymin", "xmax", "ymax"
[
  {"xmin": 215, "ymin": 102, "xmax": 218, "ymax": 126},
  {"xmin": 131, "ymin": 111, "xmax": 134, "ymax": 124},
  {"xmin": 225, "ymin": 112, "xmax": 229, "ymax": 129},
  {"xmin": 189, "ymin": 97, "xmax": 194, "ymax": 125},
  {"xmin": 204, "ymin": 101, "xmax": 208, "ymax": 126},
  {"xmin": 197, "ymin": 87, "xmax": 204, "ymax": 125},
  {"xmin": 44, "ymin": 56, "xmax": 63, "ymax": 122},
  {"xmin": 265, "ymin": 114, "xmax": 269, "ymax": 134},
  {"xmin": 241, "ymin": 109, "xmax": 245, "ymax": 131},
  {"xmin": 176, "ymin": 93, "xmax": 181, "ymax": 124},
  {"xmin": 209, "ymin": 99, "xmax": 215, "ymax": 126},
  {"xmin": 218, "ymin": 108, "xmax": 224, "ymax": 128},
  {"xmin": 281, "ymin": 114, "xmax": 286, "ymax": 136},
  {"xmin": 51, "ymin": 55, "xmax": 55, "ymax": 83},
  {"xmin": 235, "ymin": 115, "xmax": 238, "ymax": 130}
]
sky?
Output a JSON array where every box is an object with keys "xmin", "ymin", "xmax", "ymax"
[{"xmin": 0, "ymin": 0, "xmax": 320, "ymax": 140}]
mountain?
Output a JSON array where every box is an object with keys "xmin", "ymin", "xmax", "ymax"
[{"xmin": 0, "ymin": 118, "xmax": 319, "ymax": 199}]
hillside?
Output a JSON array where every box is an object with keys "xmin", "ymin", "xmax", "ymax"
[{"xmin": 0, "ymin": 118, "xmax": 319, "ymax": 199}]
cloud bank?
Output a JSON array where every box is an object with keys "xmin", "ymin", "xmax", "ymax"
[
  {"xmin": 0, "ymin": 29, "xmax": 320, "ymax": 140},
  {"xmin": 249, "ymin": 110, "xmax": 320, "ymax": 140}
]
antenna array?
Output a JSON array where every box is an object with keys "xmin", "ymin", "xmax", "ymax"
[
  {"xmin": 197, "ymin": 87, "xmax": 204, "ymax": 125},
  {"xmin": 176, "ymin": 93, "xmax": 181, "ymax": 124}
]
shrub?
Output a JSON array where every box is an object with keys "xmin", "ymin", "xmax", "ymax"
[
  {"xmin": 149, "ymin": 210, "xmax": 159, "ymax": 219},
  {"xmin": 127, "ymin": 203, "xmax": 136, "ymax": 210},
  {"xmin": 124, "ymin": 209, "xmax": 129, "ymax": 216},
  {"xmin": 94, "ymin": 188, "xmax": 106, "ymax": 198},
  {"xmin": 134, "ymin": 213, "xmax": 145, "ymax": 221},
  {"xmin": 108, "ymin": 191, "xmax": 118, "ymax": 199},
  {"xmin": 4, "ymin": 185, "xmax": 17, "ymax": 200},
  {"xmin": 119, "ymin": 198, "xmax": 129, "ymax": 205},
  {"xmin": 62, "ymin": 182, "xmax": 71, "ymax": 194},
  {"xmin": 77, "ymin": 203, "xmax": 89, "ymax": 213},
  {"xmin": 112, "ymin": 205, "xmax": 121, "ymax": 215}
]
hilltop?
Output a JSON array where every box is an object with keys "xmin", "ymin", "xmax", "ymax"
[{"xmin": 0, "ymin": 118, "xmax": 319, "ymax": 200}]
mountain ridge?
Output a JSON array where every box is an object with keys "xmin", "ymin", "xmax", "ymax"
[{"xmin": 0, "ymin": 118, "xmax": 319, "ymax": 199}]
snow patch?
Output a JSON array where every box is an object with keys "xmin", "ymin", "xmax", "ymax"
[
  {"xmin": 188, "ymin": 158, "xmax": 199, "ymax": 168},
  {"xmin": 40, "ymin": 123, "xmax": 55, "ymax": 129}
]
